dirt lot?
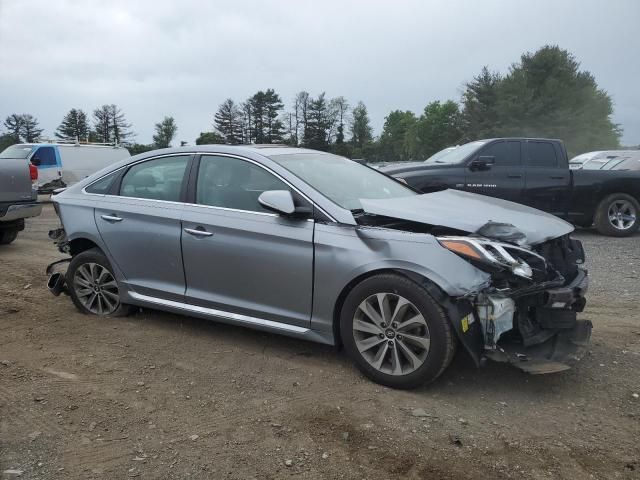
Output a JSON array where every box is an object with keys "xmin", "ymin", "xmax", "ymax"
[{"xmin": 1, "ymin": 204, "xmax": 639, "ymax": 479}]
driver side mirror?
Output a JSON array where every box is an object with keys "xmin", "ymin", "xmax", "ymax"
[
  {"xmin": 30, "ymin": 156, "xmax": 42, "ymax": 167},
  {"xmin": 469, "ymin": 156, "xmax": 495, "ymax": 171},
  {"xmin": 258, "ymin": 190, "xmax": 297, "ymax": 215}
]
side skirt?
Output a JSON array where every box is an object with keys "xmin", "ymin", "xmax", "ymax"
[{"xmin": 127, "ymin": 291, "xmax": 335, "ymax": 346}]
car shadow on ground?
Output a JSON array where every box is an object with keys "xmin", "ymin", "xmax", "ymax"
[{"xmin": 128, "ymin": 305, "xmax": 586, "ymax": 399}]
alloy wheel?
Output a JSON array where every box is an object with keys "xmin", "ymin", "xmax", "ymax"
[
  {"xmin": 353, "ymin": 293, "xmax": 430, "ymax": 375},
  {"xmin": 73, "ymin": 262, "xmax": 120, "ymax": 315},
  {"xmin": 608, "ymin": 200, "xmax": 637, "ymax": 231}
]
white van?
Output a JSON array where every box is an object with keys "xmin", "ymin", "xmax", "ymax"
[{"xmin": 3, "ymin": 142, "xmax": 131, "ymax": 192}]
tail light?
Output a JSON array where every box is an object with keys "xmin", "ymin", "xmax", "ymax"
[{"xmin": 29, "ymin": 163, "xmax": 38, "ymax": 182}]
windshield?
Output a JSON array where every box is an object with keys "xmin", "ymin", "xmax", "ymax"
[
  {"xmin": 424, "ymin": 141, "xmax": 488, "ymax": 164},
  {"xmin": 0, "ymin": 144, "xmax": 35, "ymax": 159},
  {"xmin": 269, "ymin": 152, "xmax": 416, "ymax": 211}
]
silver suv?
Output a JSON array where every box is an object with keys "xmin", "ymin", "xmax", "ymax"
[{"xmin": 48, "ymin": 146, "xmax": 591, "ymax": 388}]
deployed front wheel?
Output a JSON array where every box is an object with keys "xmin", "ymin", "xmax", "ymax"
[
  {"xmin": 340, "ymin": 274, "xmax": 456, "ymax": 389},
  {"xmin": 66, "ymin": 248, "xmax": 134, "ymax": 317}
]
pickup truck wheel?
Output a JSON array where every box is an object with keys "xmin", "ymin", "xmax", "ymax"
[
  {"xmin": 0, "ymin": 230, "xmax": 18, "ymax": 245},
  {"xmin": 66, "ymin": 248, "xmax": 135, "ymax": 317},
  {"xmin": 594, "ymin": 193, "xmax": 640, "ymax": 237},
  {"xmin": 340, "ymin": 273, "xmax": 455, "ymax": 389}
]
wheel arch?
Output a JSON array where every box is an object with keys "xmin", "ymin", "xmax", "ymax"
[
  {"xmin": 67, "ymin": 237, "xmax": 102, "ymax": 256},
  {"xmin": 331, "ymin": 268, "xmax": 452, "ymax": 349}
]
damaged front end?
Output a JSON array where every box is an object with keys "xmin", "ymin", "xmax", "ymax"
[{"xmin": 438, "ymin": 229, "xmax": 591, "ymax": 374}]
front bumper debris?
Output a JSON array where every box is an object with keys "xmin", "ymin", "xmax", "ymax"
[{"xmin": 477, "ymin": 267, "xmax": 591, "ymax": 373}]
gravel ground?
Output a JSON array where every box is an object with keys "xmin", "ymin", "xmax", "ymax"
[{"xmin": 1, "ymin": 205, "xmax": 639, "ymax": 479}]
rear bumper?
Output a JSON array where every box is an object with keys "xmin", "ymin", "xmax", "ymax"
[{"xmin": 0, "ymin": 203, "xmax": 43, "ymax": 222}]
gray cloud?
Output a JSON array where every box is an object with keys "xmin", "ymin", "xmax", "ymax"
[{"xmin": 1, "ymin": 0, "xmax": 638, "ymax": 147}]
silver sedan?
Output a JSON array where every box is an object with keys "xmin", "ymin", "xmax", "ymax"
[{"xmin": 48, "ymin": 146, "xmax": 591, "ymax": 388}]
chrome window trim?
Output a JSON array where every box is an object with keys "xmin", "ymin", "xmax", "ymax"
[
  {"xmin": 81, "ymin": 151, "xmax": 337, "ymax": 222},
  {"xmin": 128, "ymin": 291, "xmax": 309, "ymax": 334}
]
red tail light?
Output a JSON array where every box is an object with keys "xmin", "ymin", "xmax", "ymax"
[{"xmin": 29, "ymin": 163, "xmax": 38, "ymax": 182}]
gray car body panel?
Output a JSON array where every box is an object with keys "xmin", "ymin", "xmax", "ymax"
[
  {"xmin": 360, "ymin": 189, "xmax": 574, "ymax": 245},
  {"xmin": 54, "ymin": 146, "xmax": 563, "ymax": 346}
]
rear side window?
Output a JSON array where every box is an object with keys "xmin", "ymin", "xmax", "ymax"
[
  {"xmin": 120, "ymin": 155, "xmax": 189, "ymax": 201},
  {"xmin": 85, "ymin": 170, "xmax": 120, "ymax": 194},
  {"xmin": 526, "ymin": 142, "xmax": 557, "ymax": 167},
  {"xmin": 478, "ymin": 141, "xmax": 520, "ymax": 166},
  {"xmin": 196, "ymin": 155, "xmax": 290, "ymax": 213},
  {"xmin": 34, "ymin": 146, "xmax": 57, "ymax": 166}
]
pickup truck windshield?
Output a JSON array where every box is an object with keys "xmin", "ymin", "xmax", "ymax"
[
  {"xmin": 425, "ymin": 140, "xmax": 488, "ymax": 164},
  {"xmin": 0, "ymin": 145, "xmax": 35, "ymax": 159},
  {"xmin": 269, "ymin": 152, "xmax": 416, "ymax": 211}
]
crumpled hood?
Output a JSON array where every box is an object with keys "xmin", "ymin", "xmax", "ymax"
[{"xmin": 359, "ymin": 189, "xmax": 574, "ymax": 245}]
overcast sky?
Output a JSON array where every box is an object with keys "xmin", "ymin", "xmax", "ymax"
[{"xmin": 1, "ymin": 0, "xmax": 639, "ymax": 148}]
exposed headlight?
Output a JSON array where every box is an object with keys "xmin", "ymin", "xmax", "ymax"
[{"xmin": 437, "ymin": 236, "xmax": 538, "ymax": 280}]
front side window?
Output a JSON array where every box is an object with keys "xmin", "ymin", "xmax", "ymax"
[
  {"xmin": 196, "ymin": 155, "xmax": 290, "ymax": 213},
  {"xmin": 270, "ymin": 152, "xmax": 415, "ymax": 211},
  {"xmin": 525, "ymin": 142, "xmax": 557, "ymax": 168},
  {"xmin": 120, "ymin": 155, "xmax": 189, "ymax": 201},
  {"xmin": 478, "ymin": 141, "xmax": 520, "ymax": 166},
  {"xmin": 34, "ymin": 146, "xmax": 57, "ymax": 166}
]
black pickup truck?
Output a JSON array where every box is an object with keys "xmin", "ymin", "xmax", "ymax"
[{"xmin": 381, "ymin": 138, "xmax": 640, "ymax": 237}]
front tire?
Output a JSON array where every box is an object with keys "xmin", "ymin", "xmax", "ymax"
[
  {"xmin": 340, "ymin": 273, "xmax": 456, "ymax": 389},
  {"xmin": 66, "ymin": 248, "xmax": 134, "ymax": 317},
  {"xmin": 0, "ymin": 229, "xmax": 18, "ymax": 245},
  {"xmin": 594, "ymin": 193, "xmax": 639, "ymax": 237}
]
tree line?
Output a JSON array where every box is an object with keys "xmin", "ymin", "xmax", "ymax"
[{"xmin": 0, "ymin": 46, "xmax": 624, "ymax": 159}]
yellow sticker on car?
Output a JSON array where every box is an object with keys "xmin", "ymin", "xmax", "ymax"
[{"xmin": 461, "ymin": 315, "xmax": 470, "ymax": 333}]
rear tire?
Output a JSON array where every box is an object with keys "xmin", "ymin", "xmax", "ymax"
[
  {"xmin": 594, "ymin": 193, "xmax": 640, "ymax": 237},
  {"xmin": 66, "ymin": 248, "xmax": 135, "ymax": 317},
  {"xmin": 0, "ymin": 229, "xmax": 18, "ymax": 245},
  {"xmin": 340, "ymin": 273, "xmax": 455, "ymax": 389}
]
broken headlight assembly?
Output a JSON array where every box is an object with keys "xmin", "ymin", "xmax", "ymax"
[{"xmin": 437, "ymin": 236, "xmax": 546, "ymax": 281}]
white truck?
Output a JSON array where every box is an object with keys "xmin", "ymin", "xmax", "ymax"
[{"xmin": 1, "ymin": 142, "xmax": 130, "ymax": 192}]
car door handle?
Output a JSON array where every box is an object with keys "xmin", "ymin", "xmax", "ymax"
[
  {"xmin": 507, "ymin": 174, "xmax": 522, "ymax": 178},
  {"xmin": 184, "ymin": 227, "xmax": 213, "ymax": 237},
  {"xmin": 101, "ymin": 214, "xmax": 123, "ymax": 222},
  {"xmin": 549, "ymin": 175, "xmax": 566, "ymax": 179}
]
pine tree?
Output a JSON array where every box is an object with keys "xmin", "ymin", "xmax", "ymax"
[
  {"xmin": 55, "ymin": 108, "xmax": 89, "ymax": 140},
  {"xmin": 152, "ymin": 116, "xmax": 178, "ymax": 148},
  {"xmin": 246, "ymin": 89, "xmax": 285, "ymax": 144},
  {"xmin": 92, "ymin": 104, "xmax": 132, "ymax": 143},
  {"xmin": 3, "ymin": 114, "xmax": 24, "ymax": 141},
  {"xmin": 350, "ymin": 101, "xmax": 373, "ymax": 149},
  {"xmin": 21, "ymin": 115, "xmax": 43, "ymax": 142},
  {"xmin": 461, "ymin": 66, "xmax": 501, "ymax": 140},
  {"xmin": 303, "ymin": 93, "xmax": 330, "ymax": 151},
  {"xmin": 214, "ymin": 99, "xmax": 243, "ymax": 144}
]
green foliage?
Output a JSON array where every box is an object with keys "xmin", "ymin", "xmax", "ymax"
[
  {"xmin": 461, "ymin": 67, "xmax": 501, "ymax": 140},
  {"xmin": 303, "ymin": 93, "xmax": 331, "ymax": 151},
  {"xmin": 378, "ymin": 110, "xmax": 417, "ymax": 162},
  {"xmin": 0, "ymin": 134, "xmax": 17, "ymax": 152},
  {"xmin": 350, "ymin": 101, "xmax": 373, "ymax": 154},
  {"xmin": 56, "ymin": 108, "xmax": 89, "ymax": 140},
  {"xmin": 461, "ymin": 46, "xmax": 621, "ymax": 156},
  {"xmin": 3, "ymin": 113, "xmax": 43, "ymax": 142},
  {"xmin": 246, "ymin": 89, "xmax": 285, "ymax": 144},
  {"xmin": 152, "ymin": 116, "xmax": 178, "ymax": 148},
  {"xmin": 214, "ymin": 99, "xmax": 243, "ymax": 144},
  {"xmin": 195, "ymin": 131, "xmax": 225, "ymax": 145},
  {"xmin": 128, "ymin": 143, "xmax": 155, "ymax": 155},
  {"xmin": 405, "ymin": 101, "xmax": 462, "ymax": 160},
  {"xmin": 93, "ymin": 104, "xmax": 132, "ymax": 144}
]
